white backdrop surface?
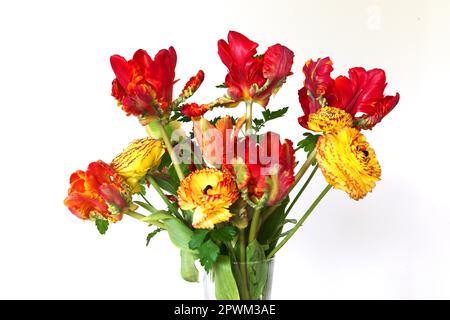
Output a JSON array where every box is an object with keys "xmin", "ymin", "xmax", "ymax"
[{"xmin": 0, "ymin": 0, "xmax": 449, "ymax": 299}]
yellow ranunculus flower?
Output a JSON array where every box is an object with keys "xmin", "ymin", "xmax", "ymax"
[
  {"xmin": 307, "ymin": 106, "xmax": 353, "ymax": 133},
  {"xmin": 177, "ymin": 168, "xmax": 239, "ymax": 229},
  {"xmin": 111, "ymin": 138, "xmax": 164, "ymax": 192},
  {"xmin": 316, "ymin": 127, "xmax": 381, "ymax": 200}
]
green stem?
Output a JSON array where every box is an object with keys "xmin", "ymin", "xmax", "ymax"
[
  {"xmin": 124, "ymin": 211, "xmax": 166, "ymax": 229},
  {"xmin": 248, "ymin": 208, "xmax": 261, "ymax": 243},
  {"xmin": 267, "ymin": 184, "xmax": 332, "ymax": 259},
  {"xmin": 290, "ymin": 149, "xmax": 317, "ymax": 192},
  {"xmin": 238, "ymin": 229, "xmax": 251, "ymax": 300},
  {"xmin": 155, "ymin": 121, "xmax": 185, "ymax": 181},
  {"xmin": 147, "ymin": 175, "xmax": 183, "ymax": 221},
  {"xmin": 260, "ymin": 204, "xmax": 280, "ymax": 225},
  {"xmin": 285, "ymin": 165, "xmax": 318, "ymax": 217},
  {"xmin": 139, "ymin": 193, "xmax": 157, "ymax": 214},
  {"xmin": 245, "ymin": 101, "xmax": 253, "ymax": 133}
]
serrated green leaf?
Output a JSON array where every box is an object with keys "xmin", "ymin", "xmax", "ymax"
[
  {"xmin": 189, "ymin": 229, "xmax": 209, "ymax": 250},
  {"xmin": 213, "ymin": 256, "xmax": 240, "ymax": 300},
  {"xmin": 171, "ymin": 110, "xmax": 191, "ymax": 122},
  {"xmin": 210, "ymin": 225, "xmax": 238, "ymax": 243},
  {"xmin": 252, "ymin": 118, "xmax": 265, "ymax": 132},
  {"xmin": 180, "ymin": 250, "xmax": 199, "ymax": 282},
  {"xmin": 297, "ymin": 132, "xmax": 320, "ymax": 164},
  {"xmin": 262, "ymin": 107, "xmax": 289, "ymax": 121},
  {"xmin": 146, "ymin": 228, "xmax": 162, "ymax": 246},
  {"xmin": 198, "ymin": 239, "xmax": 220, "ymax": 272},
  {"xmin": 95, "ymin": 218, "xmax": 109, "ymax": 235}
]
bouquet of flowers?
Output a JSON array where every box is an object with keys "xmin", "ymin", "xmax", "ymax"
[{"xmin": 64, "ymin": 31, "xmax": 399, "ymax": 300}]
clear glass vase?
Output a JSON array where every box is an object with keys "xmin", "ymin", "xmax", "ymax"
[{"xmin": 203, "ymin": 258, "xmax": 275, "ymax": 300}]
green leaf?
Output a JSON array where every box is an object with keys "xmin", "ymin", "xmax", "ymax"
[
  {"xmin": 257, "ymin": 197, "xmax": 290, "ymax": 253},
  {"xmin": 216, "ymin": 83, "xmax": 227, "ymax": 89},
  {"xmin": 158, "ymin": 152, "xmax": 172, "ymax": 170},
  {"xmin": 140, "ymin": 210, "xmax": 172, "ymax": 223},
  {"xmin": 210, "ymin": 225, "xmax": 238, "ymax": 243},
  {"xmin": 134, "ymin": 201, "xmax": 155, "ymax": 213},
  {"xmin": 189, "ymin": 229, "xmax": 209, "ymax": 250},
  {"xmin": 213, "ymin": 256, "xmax": 240, "ymax": 300},
  {"xmin": 165, "ymin": 218, "xmax": 195, "ymax": 253},
  {"xmin": 146, "ymin": 228, "xmax": 162, "ymax": 246},
  {"xmin": 198, "ymin": 240, "xmax": 220, "ymax": 272},
  {"xmin": 95, "ymin": 218, "xmax": 109, "ymax": 235},
  {"xmin": 180, "ymin": 250, "xmax": 199, "ymax": 282},
  {"xmin": 262, "ymin": 107, "xmax": 289, "ymax": 121},
  {"xmin": 297, "ymin": 132, "xmax": 320, "ymax": 164},
  {"xmin": 246, "ymin": 240, "xmax": 269, "ymax": 300},
  {"xmin": 210, "ymin": 116, "xmax": 237, "ymax": 126},
  {"xmin": 252, "ymin": 118, "xmax": 265, "ymax": 132},
  {"xmin": 171, "ymin": 110, "xmax": 191, "ymax": 123},
  {"xmin": 151, "ymin": 174, "xmax": 178, "ymax": 195}
]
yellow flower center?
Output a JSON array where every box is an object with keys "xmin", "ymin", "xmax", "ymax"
[
  {"xmin": 177, "ymin": 168, "xmax": 239, "ymax": 229},
  {"xmin": 316, "ymin": 127, "xmax": 381, "ymax": 200},
  {"xmin": 307, "ymin": 106, "xmax": 353, "ymax": 132}
]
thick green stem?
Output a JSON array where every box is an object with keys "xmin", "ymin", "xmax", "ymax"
[
  {"xmin": 147, "ymin": 175, "xmax": 183, "ymax": 220},
  {"xmin": 290, "ymin": 149, "xmax": 317, "ymax": 193},
  {"xmin": 125, "ymin": 211, "xmax": 166, "ymax": 229},
  {"xmin": 154, "ymin": 121, "xmax": 185, "ymax": 181},
  {"xmin": 267, "ymin": 184, "xmax": 332, "ymax": 259},
  {"xmin": 285, "ymin": 165, "xmax": 318, "ymax": 216},
  {"xmin": 248, "ymin": 208, "xmax": 261, "ymax": 243},
  {"xmin": 245, "ymin": 101, "xmax": 253, "ymax": 133},
  {"xmin": 238, "ymin": 229, "xmax": 251, "ymax": 300}
]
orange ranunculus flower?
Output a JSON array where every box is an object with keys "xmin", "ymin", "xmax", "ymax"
[
  {"xmin": 316, "ymin": 127, "xmax": 381, "ymax": 200},
  {"xmin": 64, "ymin": 161, "xmax": 132, "ymax": 222},
  {"xmin": 177, "ymin": 168, "xmax": 239, "ymax": 229},
  {"xmin": 218, "ymin": 31, "xmax": 294, "ymax": 108}
]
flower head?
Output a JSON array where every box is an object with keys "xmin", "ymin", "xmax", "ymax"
[
  {"xmin": 111, "ymin": 48, "xmax": 203, "ymax": 122},
  {"xmin": 64, "ymin": 161, "xmax": 132, "ymax": 222},
  {"xmin": 227, "ymin": 132, "xmax": 296, "ymax": 206},
  {"xmin": 193, "ymin": 115, "xmax": 246, "ymax": 166},
  {"xmin": 218, "ymin": 31, "xmax": 294, "ymax": 108},
  {"xmin": 177, "ymin": 168, "xmax": 239, "ymax": 229},
  {"xmin": 316, "ymin": 127, "xmax": 381, "ymax": 200},
  {"xmin": 111, "ymin": 137, "xmax": 164, "ymax": 192},
  {"xmin": 307, "ymin": 106, "xmax": 353, "ymax": 132},
  {"xmin": 180, "ymin": 103, "xmax": 210, "ymax": 118},
  {"xmin": 298, "ymin": 57, "xmax": 399, "ymax": 130}
]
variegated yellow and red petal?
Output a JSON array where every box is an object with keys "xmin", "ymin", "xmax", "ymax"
[
  {"xmin": 177, "ymin": 168, "xmax": 238, "ymax": 229},
  {"xmin": 307, "ymin": 106, "xmax": 353, "ymax": 133},
  {"xmin": 192, "ymin": 207, "xmax": 233, "ymax": 230},
  {"xmin": 316, "ymin": 127, "xmax": 381, "ymax": 200}
]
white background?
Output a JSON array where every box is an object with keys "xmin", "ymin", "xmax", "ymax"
[{"xmin": 0, "ymin": 0, "xmax": 449, "ymax": 299}]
